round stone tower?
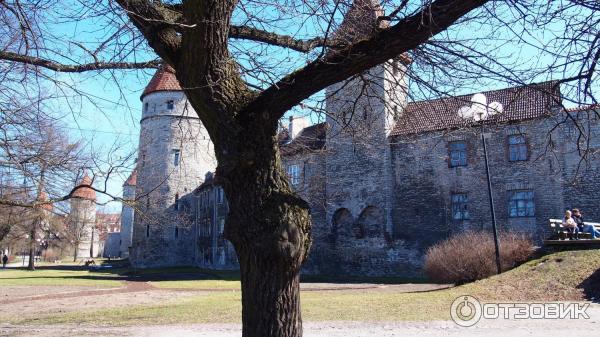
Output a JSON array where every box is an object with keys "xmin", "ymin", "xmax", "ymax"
[
  {"xmin": 130, "ymin": 65, "xmax": 216, "ymax": 268},
  {"xmin": 119, "ymin": 170, "xmax": 136, "ymax": 258},
  {"xmin": 69, "ymin": 174, "xmax": 98, "ymax": 259}
]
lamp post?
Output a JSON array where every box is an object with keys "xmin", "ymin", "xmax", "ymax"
[
  {"xmin": 459, "ymin": 95, "xmax": 503, "ymax": 274},
  {"xmin": 478, "ymin": 112, "xmax": 502, "ymax": 275}
]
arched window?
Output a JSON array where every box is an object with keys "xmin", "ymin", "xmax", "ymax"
[
  {"xmin": 332, "ymin": 208, "xmax": 354, "ymax": 241},
  {"xmin": 357, "ymin": 206, "xmax": 385, "ymax": 238}
]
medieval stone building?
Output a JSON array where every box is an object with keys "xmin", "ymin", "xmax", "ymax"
[{"xmin": 126, "ymin": 0, "xmax": 600, "ymax": 275}]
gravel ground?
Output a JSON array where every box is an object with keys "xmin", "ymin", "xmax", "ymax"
[{"xmin": 3, "ymin": 307, "xmax": 600, "ymax": 337}]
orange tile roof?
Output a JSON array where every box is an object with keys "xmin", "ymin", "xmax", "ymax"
[
  {"xmin": 38, "ymin": 190, "xmax": 53, "ymax": 211},
  {"xmin": 72, "ymin": 174, "xmax": 96, "ymax": 200},
  {"xmin": 123, "ymin": 170, "xmax": 137, "ymax": 187},
  {"xmin": 391, "ymin": 81, "xmax": 561, "ymax": 136},
  {"xmin": 140, "ymin": 65, "xmax": 182, "ymax": 100}
]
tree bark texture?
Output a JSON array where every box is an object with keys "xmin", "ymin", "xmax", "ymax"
[{"xmin": 219, "ymin": 126, "xmax": 311, "ymax": 337}]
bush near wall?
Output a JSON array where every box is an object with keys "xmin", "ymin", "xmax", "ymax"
[{"xmin": 424, "ymin": 231, "xmax": 534, "ymax": 284}]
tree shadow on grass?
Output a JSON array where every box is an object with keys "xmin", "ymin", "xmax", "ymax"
[{"xmin": 579, "ymin": 266, "xmax": 600, "ymax": 303}]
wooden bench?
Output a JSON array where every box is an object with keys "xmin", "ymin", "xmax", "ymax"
[{"xmin": 549, "ymin": 218, "xmax": 600, "ymax": 240}]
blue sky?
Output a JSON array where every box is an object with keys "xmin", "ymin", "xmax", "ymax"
[{"xmin": 43, "ymin": 1, "xmax": 596, "ymax": 213}]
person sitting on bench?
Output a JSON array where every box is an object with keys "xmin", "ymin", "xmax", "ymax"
[
  {"xmin": 563, "ymin": 210, "xmax": 579, "ymax": 240},
  {"xmin": 572, "ymin": 209, "xmax": 600, "ymax": 239}
]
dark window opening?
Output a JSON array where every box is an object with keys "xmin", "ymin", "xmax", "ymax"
[
  {"xmin": 174, "ymin": 193, "xmax": 179, "ymax": 211},
  {"xmin": 451, "ymin": 193, "xmax": 470, "ymax": 220},
  {"xmin": 173, "ymin": 149, "xmax": 181, "ymax": 166},
  {"xmin": 167, "ymin": 100, "xmax": 174, "ymax": 110},
  {"xmin": 449, "ymin": 141, "xmax": 467, "ymax": 167},
  {"xmin": 508, "ymin": 135, "xmax": 528, "ymax": 161},
  {"xmin": 508, "ymin": 190, "xmax": 535, "ymax": 217},
  {"xmin": 174, "ymin": 226, "xmax": 179, "ymax": 238},
  {"xmin": 146, "ymin": 224, "xmax": 150, "ymax": 238}
]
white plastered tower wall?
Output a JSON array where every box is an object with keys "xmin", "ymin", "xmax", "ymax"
[
  {"xmin": 119, "ymin": 172, "xmax": 136, "ymax": 258},
  {"xmin": 130, "ymin": 67, "xmax": 217, "ymax": 268},
  {"xmin": 69, "ymin": 198, "xmax": 98, "ymax": 258}
]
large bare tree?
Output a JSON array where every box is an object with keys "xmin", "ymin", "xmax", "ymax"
[{"xmin": 1, "ymin": 0, "xmax": 599, "ymax": 336}]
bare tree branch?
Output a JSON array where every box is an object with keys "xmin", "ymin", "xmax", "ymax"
[{"xmin": 0, "ymin": 50, "xmax": 160, "ymax": 72}]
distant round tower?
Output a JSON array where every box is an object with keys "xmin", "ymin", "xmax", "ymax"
[
  {"xmin": 69, "ymin": 174, "xmax": 98, "ymax": 259},
  {"xmin": 119, "ymin": 170, "xmax": 136, "ymax": 258},
  {"xmin": 130, "ymin": 65, "xmax": 216, "ymax": 268}
]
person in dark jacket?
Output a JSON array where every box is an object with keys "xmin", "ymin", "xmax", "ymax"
[
  {"xmin": 573, "ymin": 209, "xmax": 600, "ymax": 239},
  {"xmin": 2, "ymin": 254, "xmax": 8, "ymax": 268}
]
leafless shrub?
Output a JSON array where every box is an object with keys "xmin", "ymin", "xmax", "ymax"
[{"xmin": 424, "ymin": 231, "xmax": 534, "ymax": 284}]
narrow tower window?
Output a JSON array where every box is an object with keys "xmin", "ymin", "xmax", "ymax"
[
  {"xmin": 174, "ymin": 193, "xmax": 179, "ymax": 211},
  {"xmin": 217, "ymin": 187, "xmax": 224, "ymax": 204},
  {"xmin": 167, "ymin": 100, "xmax": 174, "ymax": 110},
  {"xmin": 174, "ymin": 225, "xmax": 179, "ymax": 238},
  {"xmin": 146, "ymin": 224, "xmax": 150, "ymax": 238},
  {"xmin": 287, "ymin": 164, "xmax": 300, "ymax": 185},
  {"xmin": 173, "ymin": 149, "xmax": 181, "ymax": 166}
]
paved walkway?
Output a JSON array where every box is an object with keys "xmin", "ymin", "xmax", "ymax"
[{"xmin": 3, "ymin": 314, "xmax": 600, "ymax": 337}]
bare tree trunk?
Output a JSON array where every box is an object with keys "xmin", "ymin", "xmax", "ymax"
[
  {"xmin": 90, "ymin": 229, "xmax": 94, "ymax": 258},
  {"xmin": 222, "ymin": 133, "xmax": 311, "ymax": 337},
  {"xmin": 28, "ymin": 227, "xmax": 36, "ymax": 271},
  {"xmin": 238, "ymin": 250, "xmax": 303, "ymax": 337},
  {"xmin": 73, "ymin": 244, "xmax": 78, "ymax": 262}
]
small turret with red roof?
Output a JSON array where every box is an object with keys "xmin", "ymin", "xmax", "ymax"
[{"xmin": 72, "ymin": 173, "xmax": 96, "ymax": 201}]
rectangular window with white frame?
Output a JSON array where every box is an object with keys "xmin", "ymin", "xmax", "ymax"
[
  {"xmin": 449, "ymin": 141, "xmax": 467, "ymax": 167},
  {"xmin": 508, "ymin": 190, "xmax": 535, "ymax": 217},
  {"xmin": 287, "ymin": 164, "xmax": 300, "ymax": 185},
  {"xmin": 508, "ymin": 134, "xmax": 528, "ymax": 161},
  {"xmin": 451, "ymin": 193, "xmax": 470, "ymax": 220}
]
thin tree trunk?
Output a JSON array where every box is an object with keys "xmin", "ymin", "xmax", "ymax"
[
  {"xmin": 73, "ymin": 244, "xmax": 78, "ymax": 262},
  {"xmin": 28, "ymin": 227, "xmax": 36, "ymax": 271},
  {"xmin": 90, "ymin": 228, "xmax": 94, "ymax": 258}
]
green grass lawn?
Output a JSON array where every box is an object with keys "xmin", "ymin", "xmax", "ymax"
[
  {"xmin": 8, "ymin": 249, "xmax": 600, "ymax": 326},
  {"xmin": 0, "ymin": 266, "xmax": 124, "ymax": 288}
]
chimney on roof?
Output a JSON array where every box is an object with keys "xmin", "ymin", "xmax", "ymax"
[{"xmin": 288, "ymin": 116, "xmax": 309, "ymax": 139}]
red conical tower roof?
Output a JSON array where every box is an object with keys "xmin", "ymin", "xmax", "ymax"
[
  {"xmin": 72, "ymin": 174, "xmax": 96, "ymax": 201},
  {"xmin": 39, "ymin": 190, "xmax": 53, "ymax": 211},
  {"xmin": 140, "ymin": 65, "xmax": 182, "ymax": 100},
  {"xmin": 123, "ymin": 170, "xmax": 137, "ymax": 187}
]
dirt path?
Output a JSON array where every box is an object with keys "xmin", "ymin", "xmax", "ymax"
[
  {"xmin": 0, "ymin": 281, "xmax": 204, "ymax": 319},
  {"xmin": 0, "ymin": 281, "xmax": 152, "ymax": 305},
  {"xmin": 0, "ymin": 280, "xmax": 450, "ymax": 320}
]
